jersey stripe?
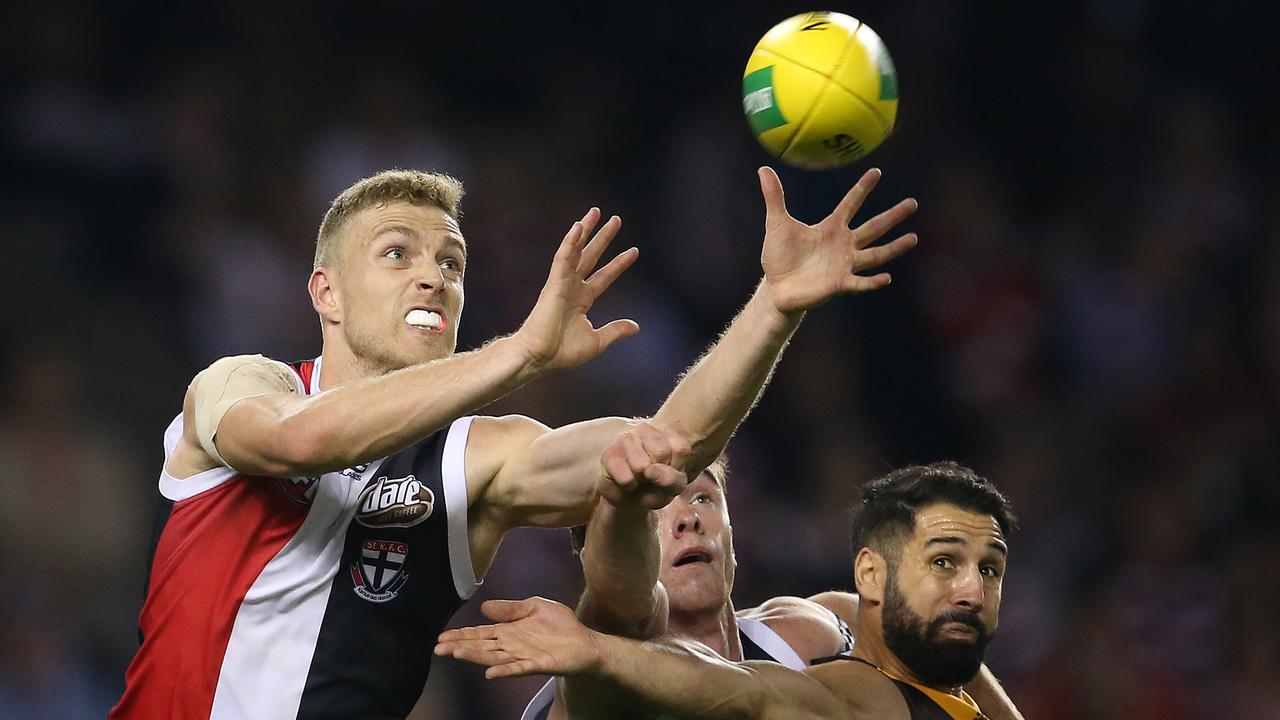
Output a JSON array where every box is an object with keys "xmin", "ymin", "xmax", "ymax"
[
  {"xmin": 209, "ymin": 459, "xmax": 384, "ymax": 718},
  {"xmin": 111, "ymin": 469, "xmax": 310, "ymax": 718},
  {"xmin": 442, "ymin": 416, "xmax": 479, "ymax": 599},
  {"xmin": 738, "ymin": 617, "xmax": 807, "ymax": 670}
]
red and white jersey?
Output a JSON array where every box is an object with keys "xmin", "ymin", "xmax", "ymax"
[{"xmin": 111, "ymin": 358, "xmax": 480, "ymax": 719}]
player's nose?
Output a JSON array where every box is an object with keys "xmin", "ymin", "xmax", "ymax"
[
  {"xmin": 950, "ymin": 566, "xmax": 985, "ymax": 611},
  {"xmin": 415, "ymin": 261, "xmax": 446, "ymax": 291},
  {"xmin": 673, "ymin": 509, "xmax": 703, "ymax": 537}
]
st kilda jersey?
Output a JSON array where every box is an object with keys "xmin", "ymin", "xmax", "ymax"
[{"xmin": 111, "ymin": 358, "xmax": 480, "ymax": 719}]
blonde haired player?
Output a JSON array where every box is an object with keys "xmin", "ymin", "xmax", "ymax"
[{"xmin": 111, "ymin": 166, "xmax": 917, "ymax": 719}]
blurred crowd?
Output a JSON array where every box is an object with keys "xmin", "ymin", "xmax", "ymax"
[{"xmin": 1, "ymin": 1, "xmax": 1276, "ymax": 718}]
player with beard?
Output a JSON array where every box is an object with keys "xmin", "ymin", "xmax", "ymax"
[
  {"xmin": 112, "ymin": 165, "xmax": 919, "ymax": 719},
  {"xmin": 437, "ymin": 462, "xmax": 1025, "ymax": 720}
]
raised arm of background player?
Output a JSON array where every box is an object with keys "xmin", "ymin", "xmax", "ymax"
[{"xmin": 437, "ymin": 597, "xmax": 1025, "ymax": 720}]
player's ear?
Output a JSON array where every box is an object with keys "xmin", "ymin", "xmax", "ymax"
[
  {"xmin": 309, "ymin": 267, "xmax": 342, "ymax": 324},
  {"xmin": 853, "ymin": 547, "xmax": 886, "ymax": 606}
]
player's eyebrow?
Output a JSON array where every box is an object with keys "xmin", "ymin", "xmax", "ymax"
[
  {"xmin": 375, "ymin": 224, "xmax": 420, "ymax": 240},
  {"xmin": 924, "ymin": 536, "xmax": 1008, "ymax": 557},
  {"xmin": 442, "ymin": 236, "xmax": 468, "ymax": 259},
  {"xmin": 374, "ymin": 225, "xmax": 467, "ymax": 258}
]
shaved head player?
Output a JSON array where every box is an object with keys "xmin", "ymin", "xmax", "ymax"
[{"xmin": 111, "ymin": 166, "xmax": 918, "ymax": 719}]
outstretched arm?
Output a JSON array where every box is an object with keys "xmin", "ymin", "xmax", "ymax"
[
  {"xmin": 171, "ymin": 208, "xmax": 639, "ymax": 480},
  {"xmin": 476, "ymin": 168, "xmax": 918, "ymax": 531},
  {"xmin": 652, "ymin": 166, "xmax": 916, "ymax": 471},
  {"xmin": 437, "ymin": 598, "xmax": 847, "ymax": 720}
]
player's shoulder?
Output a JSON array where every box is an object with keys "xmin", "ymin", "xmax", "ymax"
[
  {"xmin": 739, "ymin": 594, "xmax": 836, "ymax": 626},
  {"xmin": 466, "ymin": 414, "xmax": 553, "ymax": 455},
  {"xmin": 188, "ymin": 354, "xmax": 299, "ymax": 392},
  {"xmin": 470, "ymin": 413, "xmax": 552, "ymax": 437},
  {"xmin": 739, "ymin": 595, "xmax": 851, "ymax": 662},
  {"xmin": 805, "ymin": 658, "xmax": 907, "ymax": 718},
  {"xmin": 463, "ymin": 415, "xmax": 553, "ymax": 491}
]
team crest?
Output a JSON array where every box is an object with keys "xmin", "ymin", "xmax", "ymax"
[
  {"xmin": 278, "ymin": 477, "xmax": 320, "ymax": 505},
  {"xmin": 351, "ymin": 539, "xmax": 410, "ymax": 603},
  {"xmin": 356, "ymin": 474, "xmax": 434, "ymax": 528}
]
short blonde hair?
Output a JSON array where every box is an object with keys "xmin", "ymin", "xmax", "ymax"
[{"xmin": 314, "ymin": 169, "xmax": 464, "ymax": 269}]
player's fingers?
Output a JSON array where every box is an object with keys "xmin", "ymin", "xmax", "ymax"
[
  {"xmin": 449, "ymin": 644, "xmax": 515, "ymax": 667},
  {"xmin": 577, "ymin": 215, "xmax": 622, "ymax": 276},
  {"xmin": 437, "ymin": 624, "xmax": 498, "ymax": 643},
  {"xmin": 619, "ymin": 432, "xmax": 653, "ymax": 477},
  {"xmin": 831, "ymin": 167, "xmax": 883, "ymax": 226},
  {"xmin": 553, "ymin": 222, "xmax": 584, "ymax": 270},
  {"xmin": 585, "ymin": 247, "xmax": 639, "ymax": 302},
  {"xmin": 481, "ymin": 598, "xmax": 537, "ymax": 623},
  {"xmin": 853, "ymin": 233, "xmax": 918, "ymax": 271},
  {"xmin": 601, "ymin": 443, "xmax": 638, "ymax": 492},
  {"xmin": 665, "ymin": 431, "xmax": 692, "ymax": 469},
  {"xmin": 757, "ymin": 166, "xmax": 789, "ymax": 224},
  {"xmin": 841, "ymin": 272, "xmax": 893, "ymax": 294},
  {"xmin": 487, "ymin": 660, "xmax": 542, "ymax": 679},
  {"xmin": 643, "ymin": 464, "xmax": 688, "ymax": 492},
  {"xmin": 593, "ymin": 318, "xmax": 641, "ymax": 353},
  {"xmin": 576, "ymin": 208, "xmax": 602, "ymax": 251},
  {"xmin": 635, "ymin": 423, "xmax": 673, "ymax": 466},
  {"xmin": 853, "ymin": 197, "xmax": 917, "ymax": 248}
]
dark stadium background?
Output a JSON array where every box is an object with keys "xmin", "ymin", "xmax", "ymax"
[{"xmin": 2, "ymin": 1, "xmax": 1278, "ymax": 717}]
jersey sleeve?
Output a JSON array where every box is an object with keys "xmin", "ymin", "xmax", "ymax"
[{"xmin": 191, "ymin": 355, "xmax": 304, "ymax": 466}]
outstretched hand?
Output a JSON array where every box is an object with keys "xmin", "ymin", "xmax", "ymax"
[
  {"xmin": 435, "ymin": 597, "xmax": 601, "ymax": 679},
  {"xmin": 758, "ymin": 166, "xmax": 918, "ymax": 315},
  {"xmin": 598, "ymin": 422, "xmax": 691, "ymax": 510},
  {"xmin": 514, "ymin": 208, "xmax": 640, "ymax": 374}
]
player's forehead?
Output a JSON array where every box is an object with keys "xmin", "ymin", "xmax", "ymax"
[
  {"xmin": 686, "ymin": 469, "xmax": 725, "ymax": 497},
  {"xmin": 352, "ymin": 201, "xmax": 466, "ymax": 249},
  {"xmin": 908, "ymin": 503, "xmax": 1007, "ymax": 554}
]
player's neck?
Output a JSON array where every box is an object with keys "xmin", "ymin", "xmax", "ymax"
[
  {"xmin": 317, "ymin": 343, "xmax": 384, "ymax": 390},
  {"xmin": 670, "ymin": 601, "xmax": 741, "ymax": 661}
]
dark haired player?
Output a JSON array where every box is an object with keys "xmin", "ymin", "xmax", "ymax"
[{"xmin": 438, "ymin": 462, "xmax": 1025, "ymax": 720}]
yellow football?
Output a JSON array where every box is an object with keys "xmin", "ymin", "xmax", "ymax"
[{"xmin": 742, "ymin": 11, "xmax": 899, "ymax": 170}]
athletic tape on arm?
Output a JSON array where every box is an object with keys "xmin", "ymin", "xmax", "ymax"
[{"xmin": 193, "ymin": 355, "xmax": 303, "ymax": 467}]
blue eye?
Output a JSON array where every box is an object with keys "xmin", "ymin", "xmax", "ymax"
[{"xmin": 384, "ymin": 248, "xmax": 406, "ymax": 260}]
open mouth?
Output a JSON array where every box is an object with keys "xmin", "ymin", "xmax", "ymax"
[
  {"xmin": 673, "ymin": 550, "xmax": 711, "ymax": 567},
  {"xmin": 405, "ymin": 308, "xmax": 445, "ymax": 334}
]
